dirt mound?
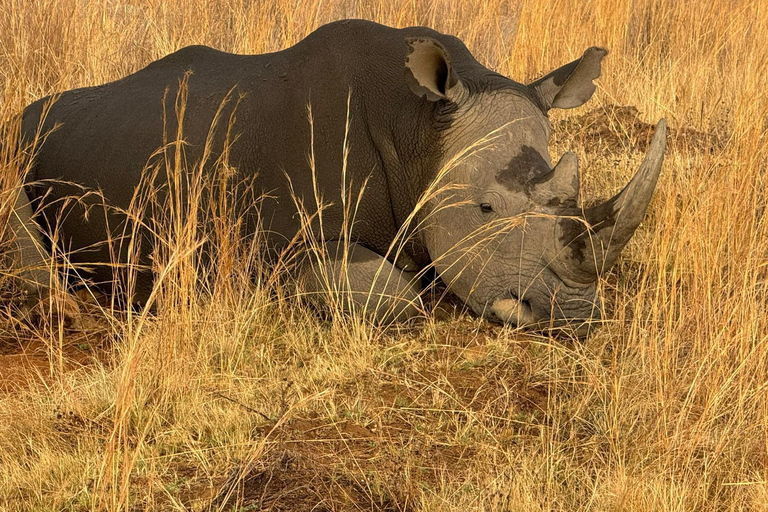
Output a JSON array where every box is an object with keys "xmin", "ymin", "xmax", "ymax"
[
  {"xmin": 212, "ymin": 450, "xmax": 408, "ymax": 512},
  {"xmin": 554, "ymin": 105, "xmax": 725, "ymax": 154}
]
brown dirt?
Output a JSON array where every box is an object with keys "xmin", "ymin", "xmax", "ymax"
[
  {"xmin": 555, "ymin": 104, "xmax": 726, "ymax": 155},
  {"xmin": 0, "ymin": 332, "xmax": 107, "ymax": 393},
  {"xmin": 0, "ymin": 289, "xmax": 112, "ymax": 394},
  {"xmin": 212, "ymin": 449, "xmax": 410, "ymax": 512},
  {"xmin": 210, "ymin": 343, "xmax": 552, "ymax": 512}
]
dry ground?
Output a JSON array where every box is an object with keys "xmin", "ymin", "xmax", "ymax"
[{"xmin": 1, "ymin": 0, "xmax": 767, "ymax": 511}]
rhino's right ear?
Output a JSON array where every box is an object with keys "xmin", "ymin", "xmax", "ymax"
[
  {"xmin": 404, "ymin": 37, "xmax": 462, "ymax": 102},
  {"xmin": 529, "ymin": 47, "xmax": 608, "ymax": 111}
]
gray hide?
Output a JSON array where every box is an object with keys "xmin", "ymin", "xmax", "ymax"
[{"xmin": 13, "ymin": 19, "xmax": 666, "ymax": 333}]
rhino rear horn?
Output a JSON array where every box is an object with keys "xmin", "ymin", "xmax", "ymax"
[
  {"xmin": 560, "ymin": 119, "xmax": 667, "ymax": 277},
  {"xmin": 533, "ymin": 151, "xmax": 580, "ymax": 207},
  {"xmin": 404, "ymin": 37, "xmax": 462, "ymax": 102},
  {"xmin": 530, "ymin": 47, "xmax": 608, "ymax": 110}
]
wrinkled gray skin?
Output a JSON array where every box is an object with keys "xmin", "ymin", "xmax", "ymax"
[{"xmin": 12, "ymin": 19, "xmax": 665, "ymax": 333}]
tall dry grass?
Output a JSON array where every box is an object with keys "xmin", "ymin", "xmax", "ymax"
[{"xmin": 0, "ymin": 0, "xmax": 767, "ymax": 510}]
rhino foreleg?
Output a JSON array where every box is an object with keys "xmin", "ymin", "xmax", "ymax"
[
  {"xmin": 7, "ymin": 189, "xmax": 79, "ymax": 325},
  {"xmin": 298, "ymin": 242, "xmax": 423, "ymax": 323},
  {"xmin": 8, "ymin": 189, "xmax": 52, "ymax": 297}
]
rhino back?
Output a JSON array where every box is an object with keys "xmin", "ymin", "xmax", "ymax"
[{"xmin": 20, "ymin": 21, "xmax": 455, "ymax": 288}]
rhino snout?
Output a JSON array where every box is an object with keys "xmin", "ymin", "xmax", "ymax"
[{"xmin": 490, "ymin": 289, "xmax": 603, "ymax": 338}]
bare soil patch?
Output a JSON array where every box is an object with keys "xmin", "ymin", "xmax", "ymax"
[
  {"xmin": 213, "ymin": 449, "xmax": 409, "ymax": 512},
  {"xmin": 0, "ymin": 291, "xmax": 111, "ymax": 394},
  {"xmin": 0, "ymin": 331, "xmax": 106, "ymax": 393}
]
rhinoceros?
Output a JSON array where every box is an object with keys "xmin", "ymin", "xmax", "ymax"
[{"xmin": 8, "ymin": 19, "xmax": 665, "ymax": 333}]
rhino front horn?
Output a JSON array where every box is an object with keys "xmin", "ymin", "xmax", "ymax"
[{"xmin": 561, "ymin": 119, "xmax": 667, "ymax": 277}]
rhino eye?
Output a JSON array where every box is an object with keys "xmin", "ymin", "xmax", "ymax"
[{"xmin": 479, "ymin": 203, "xmax": 494, "ymax": 214}]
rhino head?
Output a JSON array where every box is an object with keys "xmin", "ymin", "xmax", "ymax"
[{"xmin": 404, "ymin": 38, "xmax": 666, "ymax": 335}]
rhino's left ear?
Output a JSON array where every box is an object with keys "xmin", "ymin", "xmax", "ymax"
[
  {"xmin": 404, "ymin": 37, "xmax": 463, "ymax": 102},
  {"xmin": 529, "ymin": 47, "xmax": 608, "ymax": 110}
]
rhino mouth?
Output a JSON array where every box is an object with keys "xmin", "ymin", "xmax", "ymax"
[
  {"xmin": 490, "ymin": 293, "xmax": 535, "ymax": 326},
  {"xmin": 489, "ymin": 294, "xmax": 598, "ymax": 338}
]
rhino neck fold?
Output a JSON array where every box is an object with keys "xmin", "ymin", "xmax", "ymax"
[{"xmin": 368, "ymin": 96, "xmax": 452, "ymax": 268}]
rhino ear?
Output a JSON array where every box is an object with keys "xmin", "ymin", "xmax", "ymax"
[
  {"xmin": 529, "ymin": 47, "xmax": 608, "ymax": 110},
  {"xmin": 404, "ymin": 37, "xmax": 462, "ymax": 102}
]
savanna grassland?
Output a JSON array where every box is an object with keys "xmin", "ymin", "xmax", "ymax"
[{"xmin": 1, "ymin": 0, "xmax": 767, "ymax": 510}]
